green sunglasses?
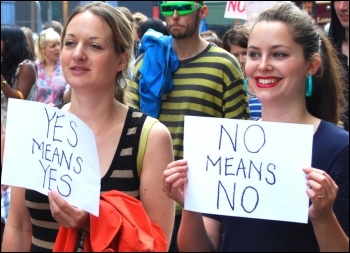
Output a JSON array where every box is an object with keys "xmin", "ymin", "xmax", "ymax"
[{"xmin": 160, "ymin": 1, "xmax": 203, "ymax": 16}]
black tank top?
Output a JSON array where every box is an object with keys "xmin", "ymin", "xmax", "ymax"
[{"xmin": 25, "ymin": 106, "xmax": 147, "ymax": 251}]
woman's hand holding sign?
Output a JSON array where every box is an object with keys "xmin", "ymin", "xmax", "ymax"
[
  {"xmin": 163, "ymin": 159, "xmax": 188, "ymax": 208},
  {"xmin": 48, "ymin": 191, "xmax": 89, "ymax": 231},
  {"xmin": 303, "ymin": 167, "xmax": 339, "ymax": 222}
]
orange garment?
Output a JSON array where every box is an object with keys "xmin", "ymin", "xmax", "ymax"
[{"xmin": 53, "ymin": 190, "xmax": 167, "ymax": 252}]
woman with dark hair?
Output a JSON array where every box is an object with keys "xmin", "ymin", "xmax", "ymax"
[
  {"xmin": 328, "ymin": 1, "xmax": 348, "ymax": 131},
  {"xmin": 1, "ymin": 24, "xmax": 37, "ymax": 249},
  {"xmin": 1, "ymin": 25, "xmax": 37, "ymax": 125},
  {"xmin": 163, "ymin": 2, "xmax": 348, "ymax": 251},
  {"xmin": 222, "ymin": 25, "xmax": 249, "ymax": 76}
]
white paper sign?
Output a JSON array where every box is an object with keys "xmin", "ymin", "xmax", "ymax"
[
  {"xmin": 224, "ymin": 1, "xmax": 248, "ymax": 20},
  {"xmin": 245, "ymin": 1, "xmax": 279, "ymax": 25},
  {"xmin": 2, "ymin": 99, "xmax": 101, "ymax": 216},
  {"xmin": 184, "ymin": 116, "xmax": 313, "ymax": 224}
]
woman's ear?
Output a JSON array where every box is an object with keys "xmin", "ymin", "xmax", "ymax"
[
  {"xmin": 308, "ymin": 53, "xmax": 321, "ymax": 75},
  {"xmin": 116, "ymin": 52, "xmax": 128, "ymax": 72}
]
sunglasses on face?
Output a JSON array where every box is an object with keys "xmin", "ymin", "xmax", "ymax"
[{"xmin": 160, "ymin": 1, "xmax": 203, "ymax": 16}]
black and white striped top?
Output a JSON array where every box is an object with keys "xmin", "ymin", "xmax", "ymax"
[{"xmin": 25, "ymin": 106, "xmax": 147, "ymax": 252}]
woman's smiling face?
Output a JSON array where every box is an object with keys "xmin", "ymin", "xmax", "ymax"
[{"xmin": 245, "ymin": 21, "xmax": 310, "ymax": 104}]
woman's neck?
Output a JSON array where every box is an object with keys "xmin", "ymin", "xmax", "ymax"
[{"xmin": 261, "ymin": 105, "xmax": 320, "ymax": 134}]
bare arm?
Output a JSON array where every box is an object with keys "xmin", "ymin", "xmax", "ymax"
[
  {"xmin": 304, "ymin": 167, "xmax": 349, "ymax": 251},
  {"xmin": 178, "ymin": 211, "xmax": 221, "ymax": 252},
  {"xmin": 1, "ymin": 62, "xmax": 36, "ymax": 99},
  {"xmin": 1, "ymin": 187, "xmax": 32, "ymax": 252},
  {"xmin": 312, "ymin": 212, "xmax": 349, "ymax": 252},
  {"xmin": 139, "ymin": 120, "xmax": 175, "ymax": 250},
  {"xmin": 163, "ymin": 159, "xmax": 222, "ymax": 251}
]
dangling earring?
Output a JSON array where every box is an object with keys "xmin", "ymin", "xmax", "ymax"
[
  {"xmin": 244, "ymin": 78, "xmax": 254, "ymax": 96},
  {"xmin": 305, "ymin": 74, "xmax": 313, "ymax": 97}
]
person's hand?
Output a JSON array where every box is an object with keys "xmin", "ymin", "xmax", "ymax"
[
  {"xmin": 162, "ymin": 159, "xmax": 188, "ymax": 207},
  {"xmin": 303, "ymin": 167, "xmax": 338, "ymax": 222},
  {"xmin": 48, "ymin": 191, "xmax": 89, "ymax": 230}
]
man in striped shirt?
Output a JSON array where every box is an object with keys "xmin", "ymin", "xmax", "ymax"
[{"xmin": 128, "ymin": 1, "xmax": 250, "ymax": 251}]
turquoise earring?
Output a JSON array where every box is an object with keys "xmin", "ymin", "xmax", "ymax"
[
  {"xmin": 244, "ymin": 78, "xmax": 254, "ymax": 96},
  {"xmin": 305, "ymin": 74, "xmax": 313, "ymax": 97}
]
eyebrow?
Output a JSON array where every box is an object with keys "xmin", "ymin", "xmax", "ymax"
[
  {"xmin": 65, "ymin": 33, "xmax": 103, "ymax": 41},
  {"xmin": 248, "ymin": 45, "xmax": 291, "ymax": 50}
]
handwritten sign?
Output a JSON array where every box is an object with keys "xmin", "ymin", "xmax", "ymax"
[
  {"xmin": 183, "ymin": 116, "xmax": 313, "ymax": 224},
  {"xmin": 1, "ymin": 99, "xmax": 101, "ymax": 216},
  {"xmin": 224, "ymin": 1, "xmax": 247, "ymax": 20},
  {"xmin": 244, "ymin": 1, "xmax": 278, "ymax": 25}
]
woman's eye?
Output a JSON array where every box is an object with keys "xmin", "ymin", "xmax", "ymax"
[
  {"xmin": 274, "ymin": 52, "xmax": 288, "ymax": 58},
  {"xmin": 248, "ymin": 51, "xmax": 260, "ymax": 58},
  {"xmin": 90, "ymin": 44, "xmax": 101, "ymax": 50},
  {"xmin": 64, "ymin": 41, "xmax": 75, "ymax": 47}
]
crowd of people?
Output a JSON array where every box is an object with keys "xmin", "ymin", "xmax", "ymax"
[{"xmin": 1, "ymin": 1, "xmax": 348, "ymax": 252}]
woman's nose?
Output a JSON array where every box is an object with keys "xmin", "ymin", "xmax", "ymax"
[
  {"xmin": 72, "ymin": 44, "xmax": 86, "ymax": 61},
  {"xmin": 258, "ymin": 58, "xmax": 273, "ymax": 72}
]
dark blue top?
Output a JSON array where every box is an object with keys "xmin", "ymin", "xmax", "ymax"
[{"xmin": 204, "ymin": 120, "xmax": 349, "ymax": 252}]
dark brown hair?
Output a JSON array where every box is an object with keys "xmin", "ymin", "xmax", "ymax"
[
  {"xmin": 252, "ymin": 1, "xmax": 346, "ymax": 124},
  {"xmin": 222, "ymin": 25, "xmax": 249, "ymax": 52}
]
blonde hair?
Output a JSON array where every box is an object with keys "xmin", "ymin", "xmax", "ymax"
[
  {"xmin": 132, "ymin": 12, "xmax": 148, "ymax": 26},
  {"xmin": 35, "ymin": 28, "xmax": 61, "ymax": 63},
  {"xmin": 132, "ymin": 12, "xmax": 148, "ymax": 41}
]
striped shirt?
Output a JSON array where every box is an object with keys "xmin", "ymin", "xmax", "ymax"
[
  {"xmin": 249, "ymin": 96, "xmax": 262, "ymax": 120},
  {"xmin": 25, "ymin": 107, "xmax": 147, "ymax": 252},
  {"xmin": 129, "ymin": 43, "xmax": 250, "ymax": 161}
]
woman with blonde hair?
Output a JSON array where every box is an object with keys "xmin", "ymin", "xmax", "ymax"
[{"xmin": 34, "ymin": 28, "xmax": 67, "ymax": 105}]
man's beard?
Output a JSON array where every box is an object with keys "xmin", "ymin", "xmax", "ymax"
[{"xmin": 170, "ymin": 13, "xmax": 200, "ymax": 40}]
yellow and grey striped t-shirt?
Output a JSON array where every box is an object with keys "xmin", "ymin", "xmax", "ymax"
[{"xmin": 129, "ymin": 43, "xmax": 250, "ymax": 162}]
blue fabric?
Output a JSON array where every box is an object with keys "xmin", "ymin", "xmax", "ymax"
[
  {"xmin": 248, "ymin": 96, "xmax": 262, "ymax": 120},
  {"xmin": 138, "ymin": 29, "xmax": 179, "ymax": 118}
]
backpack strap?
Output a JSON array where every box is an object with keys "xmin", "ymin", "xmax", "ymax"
[{"xmin": 137, "ymin": 116, "xmax": 158, "ymax": 177}]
